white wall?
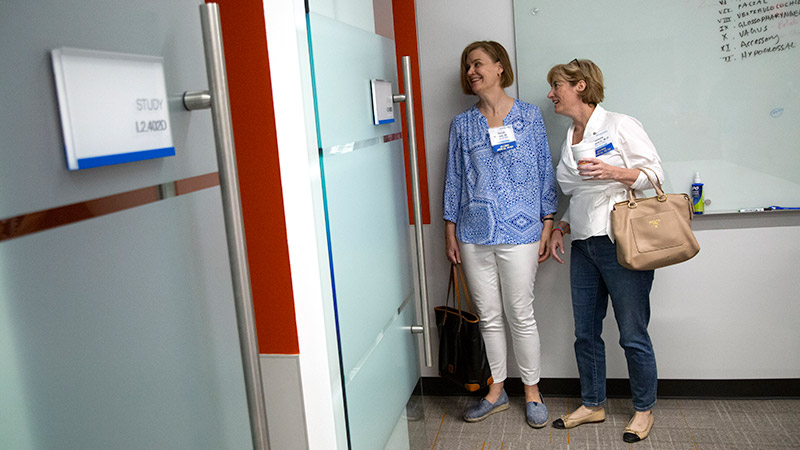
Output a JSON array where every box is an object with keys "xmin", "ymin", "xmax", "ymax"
[{"xmin": 415, "ymin": 1, "xmax": 800, "ymax": 380}]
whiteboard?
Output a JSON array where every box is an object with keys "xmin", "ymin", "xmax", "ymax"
[{"xmin": 514, "ymin": 0, "xmax": 800, "ymax": 213}]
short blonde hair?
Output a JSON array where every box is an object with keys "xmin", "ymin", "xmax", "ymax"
[
  {"xmin": 460, "ymin": 41, "xmax": 514, "ymax": 95},
  {"xmin": 546, "ymin": 59, "xmax": 604, "ymax": 105}
]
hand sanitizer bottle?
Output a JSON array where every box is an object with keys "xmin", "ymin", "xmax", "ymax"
[{"xmin": 691, "ymin": 172, "xmax": 704, "ymax": 214}]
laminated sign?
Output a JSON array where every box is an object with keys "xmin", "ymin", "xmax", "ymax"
[{"xmin": 51, "ymin": 48, "xmax": 175, "ymax": 170}]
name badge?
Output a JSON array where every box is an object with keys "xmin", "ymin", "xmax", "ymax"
[
  {"xmin": 593, "ymin": 130, "xmax": 615, "ymax": 156},
  {"xmin": 489, "ymin": 125, "xmax": 517, "ymax": 153}
]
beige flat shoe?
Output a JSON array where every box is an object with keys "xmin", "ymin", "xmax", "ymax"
[
  {"xmin": 552, "ymin": 407, "xmax": 605, "ymax": 429},
  {"xmin": 623, "ymin": 411, "xmax": 654, "ymax": 443}
]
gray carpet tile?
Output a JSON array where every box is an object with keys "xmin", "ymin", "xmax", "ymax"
[{"xmin": 403, "ymin": 395, "xmax": 800, "ymax": 449}]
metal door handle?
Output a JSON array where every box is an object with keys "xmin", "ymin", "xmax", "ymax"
[
  {"xmin": 186, "ymin": 4, "xmax": 270, "ymax": 449},
  {"xmin": 394, "ymin": 56, "xmax": 432, "ymax": 368}
]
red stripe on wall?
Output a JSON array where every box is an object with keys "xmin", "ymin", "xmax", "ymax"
[
  {"xmin": 392, "ymin": 0, "xmax": 432, "ymax": 225},
  {"xmin": 213, "ymin": 0, "xmax": 300, "ymax": 354}
]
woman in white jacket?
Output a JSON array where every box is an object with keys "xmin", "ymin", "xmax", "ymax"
[{"xmin": 546, "ymin": 59, "xmax": 663, "ymax": 443}]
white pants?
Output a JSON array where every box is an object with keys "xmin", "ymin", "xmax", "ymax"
[{"xmin": 460, "ymin": 241, "xmax": 542, "ymax": 386}]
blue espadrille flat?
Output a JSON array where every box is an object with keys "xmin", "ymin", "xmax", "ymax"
[
  {"xmin": 463, "ymin": 390, "xmax": 510, "ymax": 422},
  {"xmin": 526, "ymin": 393, "xmax": 548, "ymax": 428}
]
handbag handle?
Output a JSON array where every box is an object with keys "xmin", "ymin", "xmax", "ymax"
[
  {"xmin": 442, "ymin": 265, "xmax": 464, "ymax": 329},
  {"xmin": 627, "ymin": 168, "xmax": 667, "ymax": 208},
  {"xmin": 455, "ymin": 264, "xmax": 476, "ymax": 314},
  {"xmin": 445, "ymin": 264, "xmax": 476, "ymax": 315},
  {"xmin": 616, "ymin": 138, "xmax": 664, "ymax": 207},
  {"xmin": 445, "ymin": 265, "xmax": 456, "ymax": 308}
]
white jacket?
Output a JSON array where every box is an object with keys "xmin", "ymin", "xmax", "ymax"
[{"xmin": 556, "ymin": 105, "xmax": 663, "ymax": 241}]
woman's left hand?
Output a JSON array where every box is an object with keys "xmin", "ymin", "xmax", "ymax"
[
  {"xmin": 538, "ymin": 236, "xmax": 551, "ymax": 263},
  {"xmin": 538, "ymin": 220, "xmax": 553, "ymax": 263},
  {"xmin": 578, "ymin": 158, "xmax": 642, "ymax": 186},
  {"xmin": 539, "ymin": 214, "xmax": 553, "ymax": 264},
  {"xmin": 576, "ymin": 158, "xmax": 621, "ymax": 181}
]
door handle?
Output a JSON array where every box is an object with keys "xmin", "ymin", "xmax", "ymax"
[
  {"xmin": 394, "ymin": 56, "xmax": 433, "ymax": 368},
  {"xmin": 186, "ymin": 4, "xmax": 270, "ymax": 449}
]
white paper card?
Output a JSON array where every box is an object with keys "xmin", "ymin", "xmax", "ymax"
[{"xmin": 51, "ymin": 48, "xmax": 175, "ymax": 170}]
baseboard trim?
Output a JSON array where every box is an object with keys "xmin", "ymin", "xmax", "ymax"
[{"xmin": 418, "ymin": 377, "xmax": 800, "ymax": 399}]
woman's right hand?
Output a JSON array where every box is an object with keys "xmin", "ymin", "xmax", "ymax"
[
  {"xmin": 549, "ymin": 221, "xmax": 570, "ymax": 264},
  {"xmin": 445, "ymin": 221, "xmax": 461, "ymax": 264}
]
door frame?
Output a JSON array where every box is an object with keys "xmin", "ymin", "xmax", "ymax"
[{"xmin": 261, "ymin": 0, "xmax": 349, "ymax": 448}]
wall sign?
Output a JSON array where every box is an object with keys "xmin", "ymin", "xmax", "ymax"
[
  {"xmin": 370, "ymin": 79, "xmax": 395, "ymax": 125},
  {"xmin": 51, "ymin": 48, "xmax": 175, "ymax": 170}
]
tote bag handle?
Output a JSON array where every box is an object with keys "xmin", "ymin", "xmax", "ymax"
[{"xmin": 444, "ymin": 264, "xmax": 476, "ymax": 316}]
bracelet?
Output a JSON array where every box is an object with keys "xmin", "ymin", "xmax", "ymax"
[
  {"xmin": 553, "ymin": 227, "xmax": 565, "ymax": 237},
  {"xmin": 541, "ymin": 217, "xmax": 554, "ymax": 223}
]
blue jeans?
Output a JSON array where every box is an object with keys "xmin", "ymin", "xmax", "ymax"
[{"xmin": 570, "ymin": 236, "xmax": 657, "ymax": 411}]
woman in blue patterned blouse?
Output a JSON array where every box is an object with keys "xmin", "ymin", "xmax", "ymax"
[{"xmin": 443, "ymin": 40, "xmax": 558, "ymax": 428}]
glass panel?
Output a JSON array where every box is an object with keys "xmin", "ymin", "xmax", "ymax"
[
  {"xmin": 0, "ymin": 2, "xmax": 253, "ymax": 447},
  {"xmin": 307, "ymin": 7, "xmax": 427, "ymax": 449},
  {"xmin": 344, "ymin": 296, "xmax": 419, "ymax": 450},
  {"xmin": 0, "ymin": 190, "xmax": 252, "ymax": 449},
  {"xmin": 0, "ymin": 1, "xmax": 216, "ymax": 220},
  {"xmin": 322, "ymin": 139, "xmax": 414, "ymax": 372},
  {"xmin": 308, "ymin": 12, "xmax": 400, "ymax": 148}
]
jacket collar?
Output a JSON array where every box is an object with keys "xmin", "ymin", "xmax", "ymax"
[
  {"xmin": 583, "ymin": 104, "xmax": 608, "ymax": 139},
  {"xmin": 568, "ymin": 104, "xmax": 607, "ymax": 143}
]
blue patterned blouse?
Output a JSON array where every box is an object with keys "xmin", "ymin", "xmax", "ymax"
[{"xmin": 443, "ymin": 99, "xmax": 558, "ymax": 245}]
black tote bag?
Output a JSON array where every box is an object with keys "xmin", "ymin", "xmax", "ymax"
[{"xmin": 434, "ymin": 264, "xmax": 493, "ymax": 391}]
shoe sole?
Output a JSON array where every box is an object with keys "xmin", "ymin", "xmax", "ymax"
[
  {"xmin": 526, "ymin": 419, "xmax": 547, "ymax": 429},
  {"xmin": 463, "ymin": 403, "xmax": 510, "ymax": 423}
]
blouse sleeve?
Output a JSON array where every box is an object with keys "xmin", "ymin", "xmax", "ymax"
[
  {"xmin": 443, "ymin": 118, "xmax": 462, "ymax": 223},
  {"xmin": 532, "ymin": 107, "xmax": 558, "ymax": 218},
  {"xmin": 618, "ymin": 115, "xmax": 664, "ymax": 191},
  {"xmin": 560, "ymin": 206, "xmax": 571, "ymax": 227}
]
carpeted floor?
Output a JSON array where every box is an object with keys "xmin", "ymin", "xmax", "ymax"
[{"xmin": 404, "ymin": 395, "xmax": 800, "ymax": 449}]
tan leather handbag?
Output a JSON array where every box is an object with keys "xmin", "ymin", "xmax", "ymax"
[{"xmin": 610, "ymin": 168, "xmax": 700, "ymax": 270}]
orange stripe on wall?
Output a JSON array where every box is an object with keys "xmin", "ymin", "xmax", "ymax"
[
  {"xmin": 392, "ymin": 0, "xmax": 432, "ymax": 225},
  {"xmin": 0, "ymin": 173, "xmax": 220, "ymax": 243},
  {"xmin": 212, "ymin": 0, "xmax": 300, "ymax": 355}
]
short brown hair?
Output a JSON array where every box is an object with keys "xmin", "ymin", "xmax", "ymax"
[
  {"xmin": 460, "ymin": 41, "xmax": 514, "ymax": 95},
  {"xmin": 546, "ymin": 59, "xmax": 604, "ymax": 105}
]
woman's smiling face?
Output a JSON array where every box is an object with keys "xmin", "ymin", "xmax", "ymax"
[
  {"xmin": 465, "ymin": 48, "xmax": 503, "ymax": 95},
  {"xmin": 547, "ymin": 78, "xmax": 584, "ymax": 116}
]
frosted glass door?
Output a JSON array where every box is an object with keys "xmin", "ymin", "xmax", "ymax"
[
  {"xmin": 0, "ymin": 2, "xmax": 252, "ymax": 449},
  {"xmin": 306, "ymin": 5, "xmax": 427, "ymax": 449}
]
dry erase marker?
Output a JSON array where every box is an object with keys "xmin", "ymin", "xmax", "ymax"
[{"xmin": 738, "ymin": 206, "xmax": 800, "ymax": 212}]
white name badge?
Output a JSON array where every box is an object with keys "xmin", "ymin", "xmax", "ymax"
[
  {"xmin": 489, "ymin": 125, "xmax": 517, "ymax": 152},
  {"xmin": 593, "ymin": 130, "xmax": 615, "ymax": 156}
]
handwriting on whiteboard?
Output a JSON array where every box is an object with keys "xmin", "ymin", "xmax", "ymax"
[{"xmin": 716, "ymin": 0, "xmax": 799, "ymax": 62}]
